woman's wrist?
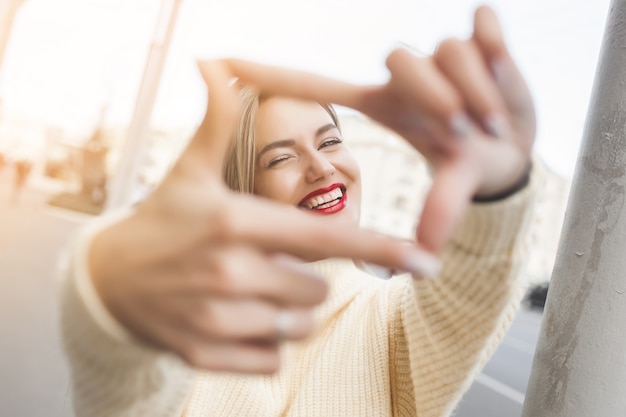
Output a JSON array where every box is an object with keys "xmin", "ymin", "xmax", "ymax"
[
  {"xmin": 73, "ymin": 215, "xmax": 138, "ymax": 343},
  {"xmin": 472, "ymin": 162, "xmax": 532, "ymax": 203}
]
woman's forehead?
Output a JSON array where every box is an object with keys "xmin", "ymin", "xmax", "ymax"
[{"xmin": 255, "ymin": 97, "xmax": 335, "ymax": 146}]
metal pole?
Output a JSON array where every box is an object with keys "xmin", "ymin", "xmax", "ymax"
[
  {"xmin": 522, "ymin": 1, "xmax": 626, "ymax": 415},
  {"xmin": 106, "ymin": 0, "xmax": 183, "ymax": 210}
]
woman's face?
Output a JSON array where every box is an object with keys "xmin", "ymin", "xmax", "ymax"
[{"xmin": 253, "ymin": 97, "xmax": 361, "ymax": 226}]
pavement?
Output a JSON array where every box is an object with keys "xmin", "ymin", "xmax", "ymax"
[
  {"xmin": 0, "ymin": 173, "xmax": 85, "ymax": 417},
  {"xmin": 455, "ymin": 307, "xmax": 543, "ymax": 417},
  {"xmin": 0, "ymin": 171, "xmax": 545, "ymax": 417}
]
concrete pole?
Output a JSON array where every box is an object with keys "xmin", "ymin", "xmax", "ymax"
[
  {"xmin": 106, "ymin": 0, "xmax": 183, "ymax": 210},
  {"xmin": 521, "ymin": 0, "xmax": 626, "ymax": 415}
]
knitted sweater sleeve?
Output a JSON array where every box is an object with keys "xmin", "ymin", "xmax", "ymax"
[
  {"xmin": 388, "ymin": 170, "xmax": 539, "ymax": 417},
  {"xmin": 58, "ymin": 213, "xmax": 196, "ymax": 417}
]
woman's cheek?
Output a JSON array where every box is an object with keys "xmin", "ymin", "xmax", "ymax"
[{"xmin": 258, "ymin": 172, "xmax": 293, "ymax": 204}]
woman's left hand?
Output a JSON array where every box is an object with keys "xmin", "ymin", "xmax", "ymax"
[{"xmin": 222, "ymin": 6, "xmax": 535, "ymax": 253}]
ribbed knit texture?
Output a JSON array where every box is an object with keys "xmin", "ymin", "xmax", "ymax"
[
  {"xmin": 58, "ymin": 216, "xmax": 196, "ymax": 417},
  {"xmin": 59, "ymin": 173, "xmax": 538, "ymax": 417}
]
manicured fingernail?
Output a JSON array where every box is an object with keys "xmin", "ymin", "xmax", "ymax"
[
  {"xmin": 397, "ymin": 41, "xmax": 427, "ymax": 57},
  {"xmin": 449, "ymin": 112, "xmax": 472, "ymax": 139},
  {"xmin": 404, "ymin": 250, "xmax": 441, "ymax": 279},
  {"xmin": 490, "ymin": 58, "xmax": 508, "ymax": 85},
  {"xmin": 484, "ymin": 113, "xmax": 510, "ymax": 139}
]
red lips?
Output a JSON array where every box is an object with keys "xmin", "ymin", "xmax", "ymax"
[{"xmin": 298, "ymin": 182, "xmax": 347, "ymax": 215}]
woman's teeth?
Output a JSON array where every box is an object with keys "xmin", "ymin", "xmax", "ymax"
[{"xmin": 304, "ymin": 188, "xmax": 343, "ymax": 209}]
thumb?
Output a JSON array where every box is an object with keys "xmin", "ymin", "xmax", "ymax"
[
  {"xmin": 416, "ymin": 159, "xmax": 477, "ymax": 252},
  {"xmin": 178, "ymin": 60, "xmax": 239, "ymax": 173}
]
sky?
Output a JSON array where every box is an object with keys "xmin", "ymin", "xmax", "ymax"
[{"xmin": 0, "ymin": 0, "xmax": 613, "ymax": 179}]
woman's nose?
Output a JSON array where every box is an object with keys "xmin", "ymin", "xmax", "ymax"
[{"xmin": 305, "ymin": 153, "xmax": 335, "ymax": 183}]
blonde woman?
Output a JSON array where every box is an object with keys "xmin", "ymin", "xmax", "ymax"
[{"xmin": 61, "ymin": 6, "xmax": 537, "ymax": 417}]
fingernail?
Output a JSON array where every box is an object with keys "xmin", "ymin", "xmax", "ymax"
[
  {"xmin": 484, "ymin": 113, "xmax": 510, "ymax": 139},
  {"xmin": 403, "ymin": 250, "xmax": 441, "ymax": 279},
  {"xmin": 490, "ymin": 58, "xmax": 508, "ymax": 85},
  {"xmin": 449, "ymin": 112, "xmax": 472, "ymax": 139},
  {"xmin": 397, "ymin": 41, "xmax": 427, "ymax": 57}
]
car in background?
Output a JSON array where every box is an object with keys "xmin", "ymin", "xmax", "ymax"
[{"xmin": 524, "ymin": 281, "xmax": 549, "ymax": 310}]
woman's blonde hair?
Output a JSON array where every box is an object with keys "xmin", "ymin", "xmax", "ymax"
[{"xmin": 223, "ymin": 85, "xmax": 341, "ymax": 194}]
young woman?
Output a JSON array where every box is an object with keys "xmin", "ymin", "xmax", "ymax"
[{"xmin": 60, "ymin": 6, "xmax": 537, "ymax": 417}]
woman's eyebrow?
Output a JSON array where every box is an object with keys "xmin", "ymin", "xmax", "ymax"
[
  {"xmin": 256, "ymin": 139, "xmax": 296, "ymax": 162},
  {"xmin": 256, "ymin": 124, "xmax": 338, "ymax": 162},
  {"xmin": 316, "ymin": 123, "xmax": 338, "ymax": 137}
]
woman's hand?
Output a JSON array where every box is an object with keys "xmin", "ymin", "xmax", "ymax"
[
  {"xmin": 223, "ymin": 6, "xmax": 535, "ymax": 252},
  {"xmin": 88, "ymin": 62, "xmax": 438, "ymax": 374}
]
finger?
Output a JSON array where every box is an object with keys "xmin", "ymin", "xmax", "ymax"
[
  {"xmin": 170, "ymin": 329, "xmax": 281, "ymax": 373},
  {"xmin": 416, "ymin": 157, "xmax": 478, "ymax": 252},
  {"xmin": 198, "ymin": 245, "xmax": 328, "ymax": 307},
  {"xmin": 472, "ymin": 6, "xmax": 536, "ymax": 140},
  {"xmin": 191, "ymin": 341, "xmax": 281, "ymax": 374},
  {"xmin": 221, "ymin": 58, "xmax": 363, "ymax": 109},
  {"xmin": 472, "ymin": 6, "xmax": 508, "ymax": 63},
  {"xmin": 141, "ymin": 302, "xmax": 282, "ymax": 373},
  {"xmin": 357, "ymin": 86, "xmax": 455, "ymax": 155},
  {"xmin": 186, "ymin": 299, "xmax": 314, "ymax": 342},
  {"xmin": 384, "ymin": 48, "xmax": 472, "ymax": 141},
  {"xmin": 221, "ymin": 195, "xmax": 441, "ymax": 278},
  {"xmin": 179, "ymin": 60, "xmax": 239, "ymax": 172},
  {"xmin": 434, "ymin": 38, "xmax": 510, "ymax": 139}
]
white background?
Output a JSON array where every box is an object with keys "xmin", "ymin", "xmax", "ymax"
[{"xmin": 0, "ymin": 0, "xmax": 613, "ymax": 178}]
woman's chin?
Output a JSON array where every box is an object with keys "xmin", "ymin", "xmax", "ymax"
[{"xmin": 302, "ymin": 206, "xmax": 360, "ymax": 228}]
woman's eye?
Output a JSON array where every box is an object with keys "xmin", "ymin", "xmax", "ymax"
[
  {"xmin": 319, "ymin": 137, "xmax": 343, "ymax": 149},
  {"xmin": 267, "ymin": 156, "xmax": 291, "ymax": 168}
]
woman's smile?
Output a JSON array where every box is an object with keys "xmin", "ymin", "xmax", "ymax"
[{"xmin": 298, "ymin": 183, "xmax": 347, "ymax": 214}]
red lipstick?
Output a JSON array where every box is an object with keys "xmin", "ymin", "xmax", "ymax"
[{"xmin": 298, "ymin": 183, "xmax": 347, "ymax": 215}]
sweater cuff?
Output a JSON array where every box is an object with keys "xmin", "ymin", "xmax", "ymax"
[
  {"xmin": 472, "ymin": 162, "xmax": 532, "ymax": 203},
  {"xmin": 71, "ymin": 209, "xmax": 137, "ymax": 344},
  {"xmin": 452, "ymin": 161, "xmax": 540, "ymax": 257}
]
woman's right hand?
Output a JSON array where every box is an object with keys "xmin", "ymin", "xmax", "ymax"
[{"xmin": 87, "ymin": 62, "xmax": 439, "ymax": 374}]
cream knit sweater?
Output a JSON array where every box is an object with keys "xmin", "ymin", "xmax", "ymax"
[{"xmin": 59, "ymin": 178, "xmax": 536, "ymax": 417}]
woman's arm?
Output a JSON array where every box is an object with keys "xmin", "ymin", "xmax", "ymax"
[
  {"xmin": 58, "ymin": 215, "xmax": 196, "ymax": 417},
  {"xmin": 389, "ymin": 167, "xmax": 538, "ymax": 417}
]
